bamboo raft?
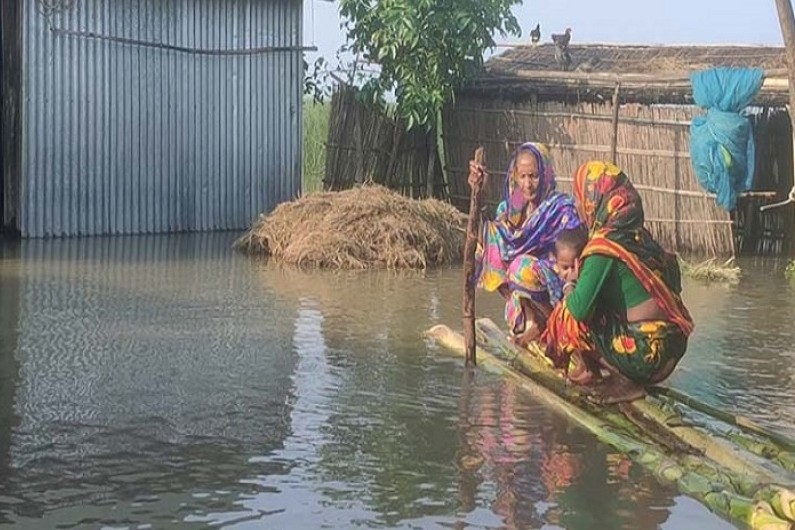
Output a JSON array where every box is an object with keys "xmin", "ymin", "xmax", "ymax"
[{"xmin": 426, "ymin": 318, "xmax": 795, "ymax": 530}]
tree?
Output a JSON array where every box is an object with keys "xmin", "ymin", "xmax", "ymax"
[{"xmin": 338, "ymin": 0, "xmax": 523, "ymax": 129}]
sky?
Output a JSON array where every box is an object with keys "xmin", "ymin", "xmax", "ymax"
[{"xmin": 302, "ymin": 0, "xmax": 785, "ymax": 66}]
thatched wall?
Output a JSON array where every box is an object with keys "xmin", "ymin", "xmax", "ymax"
[
  {"xmin": 444, "ymin": 97, "xmax": 737, "ymax": 256},
  {"xmin": 323, "ymin": 87, "xmax": 442, "ymax": 198}
]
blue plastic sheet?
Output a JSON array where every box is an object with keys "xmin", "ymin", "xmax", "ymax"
[{"xmin": 689, "ymin": 67, "xmax": 764, "ymax": 211}]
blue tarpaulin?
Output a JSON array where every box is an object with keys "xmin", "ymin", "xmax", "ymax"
[{"xmin": 689, "ymin": 67, "xmax": 764, "ymax": 211}]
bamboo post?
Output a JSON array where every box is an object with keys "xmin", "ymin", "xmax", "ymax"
[
  {"xmin": 425, "ymin": 322, "xmax": 795, "ymax": 529},
  {"xmin": 610, "ymin": 82, "xmax": 621, "ymax": 164},
  {"xmin": 463, "ymin": 147, "xmax": 485, "ymax": 367},
  {"xmin": 776, "ymin": 0, "xmax": 795, "ymax": 133},
  {"xmin": 772, "ymin": 0, "xmax": 795, "ymax": 218},
  {"xmin": 650, "ymin": 386, "xmax": 795, "ymax": 451}
]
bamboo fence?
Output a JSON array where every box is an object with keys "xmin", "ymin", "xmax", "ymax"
[
  {"xmin": 443, "ymin": 96, "xmax": 794, "ymax": 257},
  {"xmin": 323, "ymin": 87, "xmax": 442, "ymax": 198}
]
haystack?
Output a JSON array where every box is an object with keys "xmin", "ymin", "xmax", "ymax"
[{"xmin": 235, "ymin": 185, "xmax": 467, "ymax": 269}]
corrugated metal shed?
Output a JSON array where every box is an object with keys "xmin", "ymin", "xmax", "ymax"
[{"xmin": 9, "ymin": 0, "xmax": 304, "ymax": 237}]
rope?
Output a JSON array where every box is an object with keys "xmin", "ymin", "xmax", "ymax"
[
  {"xmin": 50, "ymin": 27, "xmax": 317, "ymax": 56},
  {"xmin": 759, "ymin": 186, "xmax": 795, "ymax": 211},
  {"xmin": 36, "ymin": 1, "xmax": 316, "ymax": 56}
]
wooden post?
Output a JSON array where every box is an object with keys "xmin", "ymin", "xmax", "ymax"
[
  {"xmin": 463, "ymin": 147, "xmax": 485, "ymax": 367},
  {"xmin": 776, "ymin": 0, "xmax": 795, "ymax": 133},
  {"xmin": 774, "ymin": 0, "xmax": 795, "ymax": 223},
  {"xmin": 610, "ymin": 82, "xmax": 621, "ymax": 164}
]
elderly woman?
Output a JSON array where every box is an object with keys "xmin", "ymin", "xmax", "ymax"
[
  {"xmin": 468, "ymin": 143, "xmax": 582, "ymax": 343},
  {"xmin": 543, "ymin": 161, "xmax": 694, "ymax": 404}
]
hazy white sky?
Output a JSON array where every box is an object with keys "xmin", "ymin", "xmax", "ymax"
[{"xmin": 303, "ymin": 0, "xmax": 784, "ymax": 64}]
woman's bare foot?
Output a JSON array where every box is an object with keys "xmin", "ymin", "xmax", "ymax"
[
  {"xmin": 566, "ymin": 352, "xmax": 603, "ymax": 386},
  {"xmin": 567, "ymin": 362, "xmax": 597, "ymax": 385},
  {"xmin": 588, "ymin": 374, "xmax": 646, "ymax": 405}
]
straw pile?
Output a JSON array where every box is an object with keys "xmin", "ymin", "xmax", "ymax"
[{"xmin": 235, "ymin": 185, "xmax": 467, "ymax": 269}]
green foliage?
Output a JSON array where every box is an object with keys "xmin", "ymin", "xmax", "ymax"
[
  {"xmin": 338, "ymin": 0, "xmax": 522, "ymax": 129},
  {"xmin": 785, "ymin": 259, "xmax": 795, "ymax": 280},
  {"xmin": 303, "ymin": 100, "xmax": 331, "ymax": 192},
  {"xmin": 303, "ymin": 57, "xmax": 331, "ymax": 105}
]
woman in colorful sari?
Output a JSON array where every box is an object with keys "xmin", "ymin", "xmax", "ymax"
[
  {"xmin": 543, "ymin": 161, "xmax": 694, "ymax": 404},
  {"xmin": 468, "ymin": 143, "xmax": 582, "ymax": 343}
]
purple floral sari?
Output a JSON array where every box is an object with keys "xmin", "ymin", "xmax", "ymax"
[{"xmin": 475, "ymin": 143, "xmax": 581, "ymax": 333}]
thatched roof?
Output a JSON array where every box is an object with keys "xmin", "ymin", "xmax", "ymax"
[{"xmin": 464, "ymin": 44, "xmax": 789, "ymax": 105}]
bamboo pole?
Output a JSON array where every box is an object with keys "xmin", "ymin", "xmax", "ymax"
[
  {"xmin": 650, "ymin": 386, "xmax": 795, "ymax": 451},
  {"xmin": 775, "ymin": 0, "xmax": 795, "ymax": 134},
  {"xmin": 425, "ymin": 323, "xmax": 795, "ymax": 529},
  {"xmin": 728, "ymin": 432, "xmax": 795, "ymax": 473},
  {"xmin": 773, "ymin": 0, "xmax": 795, "ymax": 222},
  {"xmin": 446, "ymin": 174, "xmax": 775, "ymax": 201},
  {"xmin": 610, "ymin": 83, "xmax": 621, "ymax": 163},
  {"xmin": 441, "ymin": 138, "xmax": 692, "ymax": 159},
  {"xmin": 473, "ymin": 317, "xmax": 795, "ymax": 485},
  {"xmin": 462, "ymin": 147, "xmax": 485, "ymax": 367},
  {"xmin": 452, "ymin": 106, "xmax": 692, "ymax": 127}
]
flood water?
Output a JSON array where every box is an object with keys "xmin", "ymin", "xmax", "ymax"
[{"xmin": 0, "ymin": 233, "xmax": 792, "ymax": 529}]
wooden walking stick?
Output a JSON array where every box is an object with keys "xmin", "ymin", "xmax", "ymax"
[{"xmin": 463, "ymin": 147, "xmax": 485, "ymax": 367}]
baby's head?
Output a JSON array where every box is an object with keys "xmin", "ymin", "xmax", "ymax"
[{"xmin": 554, "ymin": 228, "xmax": 587, "ymax": 282}]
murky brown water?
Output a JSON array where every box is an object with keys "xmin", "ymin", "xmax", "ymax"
[{"xmin": 0, "ymin": 233, "xmax": 791, "ymax": 529}]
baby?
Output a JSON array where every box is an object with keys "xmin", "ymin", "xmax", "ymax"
[
  {"xmin": 510, "ymin": 228, "xmax": 587, "ymax": 347},
  {"xmin": 552, "ymin": 227, "xmax": 587, "ymax": 289}
]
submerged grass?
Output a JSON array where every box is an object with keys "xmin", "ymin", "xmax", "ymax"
[
  {"xmin": 785, "ymin": 260, "xmax": 795, "ymax": 280},
  {"xmin": 235, "ymin": 185, "xmax": 466, "ymax": 269},
  {"xmin": 679, "ymin": 257, "xmax": 741, "ymax": 284}
]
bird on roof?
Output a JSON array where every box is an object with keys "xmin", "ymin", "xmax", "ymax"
[
  {"xmin": 529, "ymin": 24, "xmax": 541, "ymax": 46},
  {"xmin": 554, "ymin": 43, "xmax": 572, "ymax": 71},
  {"xmin": 551, "ymin": 28, "xmax": 572, "ymax": 48}
]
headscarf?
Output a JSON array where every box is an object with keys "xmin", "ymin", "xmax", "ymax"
[
  {"xmin": 493, "ymin": 143, "xmax": 581, "ymax": 262},
  {"xmin": 572, "ymin": 161, "xmax": 694, "ymax": 336},
  {"xmin": 504, "ymin": 142, "xmax": 557, "ymax": 220}
]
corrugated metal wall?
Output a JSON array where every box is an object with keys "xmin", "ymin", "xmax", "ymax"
[{"xmin": 20, "ymin": 0, "xmax": 303, "ymax": 237}]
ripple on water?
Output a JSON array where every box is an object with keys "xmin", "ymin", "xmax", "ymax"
[{"xmin": 1, "ymin": 235, "xmax": 785, "ymax": 529}]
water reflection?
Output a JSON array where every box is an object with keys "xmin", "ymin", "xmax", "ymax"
[
  {"xmin": 453, "ymin": 374, "xmax": 684, "ymax": 530},
  {"xmin": 674, "ymin": 259, "xmax": 795, "ymax": 436},
  {"xmin": 252, "ymin": 261, "xmax": 730, "ymax": 529},
  {"xmin": 0, "ymin": 234, "xmax": 776, "ymax": 529},
  {"xmin": 0, "ymin": 242, "xmax": 21, "ymax": 526},
  {"xmin": 0, "ymin": 235, "xmax": 298, "ymax": 527}
]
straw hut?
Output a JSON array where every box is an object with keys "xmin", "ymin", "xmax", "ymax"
[{"xmin": 443, "ymin": 44, "xmax": 792, "ymax": 256}]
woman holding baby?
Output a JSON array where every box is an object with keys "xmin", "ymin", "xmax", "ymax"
[{"xmin": 468, "ymin": 148, "xmax": 693, "ymax": 404}]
